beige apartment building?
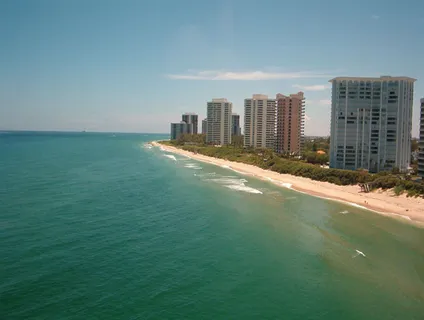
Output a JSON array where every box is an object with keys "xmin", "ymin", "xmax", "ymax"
[{"xmin": 244, "ymin": 94, "xmax": 276, "ymax": 149}]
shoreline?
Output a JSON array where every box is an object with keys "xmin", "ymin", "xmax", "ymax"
[{"xmin": 152, "ymin": 142, "xmax": 424, "ymax": 225}]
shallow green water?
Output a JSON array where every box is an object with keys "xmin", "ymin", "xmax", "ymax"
[{"xmin": 1, "ymin": 132, "xmax": 423, "ymax": 319}]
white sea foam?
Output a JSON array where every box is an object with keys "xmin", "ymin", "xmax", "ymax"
[
  {"xmin": 194, "ymin": 172, "xmax": 216, "ymax": 178},
  {"xmin": 280, "ymin": 183, "xmax": 292, "ymax": 189},
  {"xmin": 221, "ymin": 165, "xmax": 230, "ymax": 169},
  {"xmin": 389, "ymin": 213, "xmax": 412, "ymax": 221},
  {"xmin": 184, "ymin": 163, "xmax": 202, "ymax": 170},
  {"xmin": 266, "ymin": 177, "xmax": 291, "ymax": 189},
  {"xmin": 226, "ymin": 184, "xmax": 263, "ymax": 194},
  {"xmin": 348, "ymin": 203, "xmax": 367, "ymax": 209},
  {"xmin": 207, "ymin": 178, "xmax": 241, "ymax": 184},
  {"xmin": 164, "ymin": 154, "xmax": 177, "ymax": 161},
  {"xmin": 206, "ymin": 177, "xmax": 262, "ymax": 194},
  {"xmin": 340, "ymin": 210, "xmax": 349, "ymax": 215}
]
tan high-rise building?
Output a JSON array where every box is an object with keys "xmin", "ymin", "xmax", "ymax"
[
  {"xmin": 244, "ymin": 94, "xmax": 276, "ymax": 149},
  {"xmin": 276, "ymin": 92, "xmax": 305, "ymax": 154}
]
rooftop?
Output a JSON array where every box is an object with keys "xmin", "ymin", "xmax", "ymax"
[
  {"xmin": 251, "ymin": 94, "xmax": 269, "ymax": 100},
  {"xmin": 329, "ymin": 76, "xmax": 416, "ymax": 82},
  {"xmin": 211, "ymin": 98, "xmax": 228, "ymax": 102},
  {"xmin": 276, "ymin": 92, "xmax": 304, "ymax": 99}
]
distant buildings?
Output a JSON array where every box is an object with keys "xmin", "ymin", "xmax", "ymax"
[
  {"xmin": 418, "ymin": 98, "xmax": 424, "ymax": 178},
  {"xmin": 171, "ymin": 121, "xmax": 192, "ymax": 140},
  {"xmin": 276, "ymin": 92, "xmax": 305, "ymax": 155},
  {"xmin": 182, "ymin": 113, "xmax": 198, "ymax": 134},
  {"xmin": 169, "ymin": 113, "xmax": 198, "ymax": 140},
  {"xmin": 329, "ymin": 76, "xmax": 416, "ymax": 172},
  {"xmin": 202, "ymin": 118, "xmax": 207, "ymax": 135},
  {"xmin": 231, "ymin": 113, "xmax": 241, "ymax": 136},
  {"xmin": 206, "ymin": 98, "xmax": 232, "ymax": 145},
  {"xmin": 244, "ymin": 94, "xmax": 276, "ymax": 149}
]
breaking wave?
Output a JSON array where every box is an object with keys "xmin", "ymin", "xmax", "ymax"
[
  {"xmin": 266, "ymin": 177, "xmax": 292, "ymax": 189},
  {"xmin": 226, "ymin": 184, "xmax": 263, "ymax": 194},
  {"xmin": 205, "ymin": 177, "xmax": 262, "ymax": 194},
  {"xmin": 164, "ymin": 154, "xmax": 177, "ymax": 161},
  {"xmin": 184, "ymin": 163, "xmax": 202, "ymax": 170}
]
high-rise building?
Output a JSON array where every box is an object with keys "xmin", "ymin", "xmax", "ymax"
[
  {"xmin": 244, "ymin": 94, "xmax": 276, "ymax": 149},
  {"xmin": 202, "ymin": 118, "xmax": 207, "ymax": 135},
  {"xmin": 182, "ymin": 113, "xmax": 198, "ymax": 134},
  {"xmin": 170, "ymin": 121, "xmax": 192, "ymax": 140},
  {"xmin": 329, "ymin": 76, "xmax": 416, "ymax": 172},
  {"xmin": 418, "ymin": 98, "xmax": 424, "ymax": 178},
  {"xmin": 206, "ymin": 99, "xmax": 232, "ymax": 145},
  {"xmin": 231, "ymin": 113, "xmax": 241, "ymax": 136},
  {"xmin": 276, "ymin": 92, "xmax": 305, "ymax": 155}
]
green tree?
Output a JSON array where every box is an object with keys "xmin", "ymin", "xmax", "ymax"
[{"xmin": 232, "ymin": 135, "xmax": 244, "ymax": 148}]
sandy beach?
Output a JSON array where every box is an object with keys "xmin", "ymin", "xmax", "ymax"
[{"xmin": 152, "ymin": 142, "xmax": 424, "ymax": 225}]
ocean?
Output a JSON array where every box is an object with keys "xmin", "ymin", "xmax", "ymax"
[{"xmin": 1, "ymin": 132, "xmax": 424, "ymax": 319}]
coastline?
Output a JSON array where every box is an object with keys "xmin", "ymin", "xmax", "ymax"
[{"xmin": 152, "ymin": 142, "xmax": 424, "ymax": 225}]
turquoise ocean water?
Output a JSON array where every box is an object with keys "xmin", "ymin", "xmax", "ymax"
[{"xmin": 1, "ymin": 132, "xmax": 424, "ymax": 319}]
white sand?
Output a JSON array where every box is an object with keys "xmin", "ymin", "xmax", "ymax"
[{"xmin": 153, "ymin": 142, "xmax": 424, "ymax": 225}]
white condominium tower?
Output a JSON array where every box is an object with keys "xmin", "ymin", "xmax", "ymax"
[
  {"xmin": 244, "ymin": 94, "xmax": 276, "ymax": 149},
  {"xmin": 206, "ymin": 98, "xmax": 232, "ymax": 145},
  {"xmin": 419, "ymin": 98, "xmax": 424, "ymax": 178},
  {"xmin": 329, "ymin": 76, "xmax": 416, "ymax": 172}
]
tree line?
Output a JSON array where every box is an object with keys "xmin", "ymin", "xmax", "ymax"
[{"xmin": 161, "ymin": 140, "xmax": 424, "ymax": 197}]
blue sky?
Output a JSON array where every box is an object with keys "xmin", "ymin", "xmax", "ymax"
[{"xmin": 1, "ymin": 0, "xmax": 423, "ymax": 136}]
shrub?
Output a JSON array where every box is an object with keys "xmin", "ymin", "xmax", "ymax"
[{"xmin": 393, "ymin": 185, "xmax": 404, "ymax": 196}]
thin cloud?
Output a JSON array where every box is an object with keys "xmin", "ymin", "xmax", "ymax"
[
  {"xmin": 292, "ymin": 84, "xmax": 330, "ymax": 91},
  {"xmin": 307, "ymin": 99, "xmax": 332, "ymax": 106},
  {"xmin": 319, "ymin": 99, "xmax": 331, "ymax": 105},
  {"xmin": 371, "ymin": 15, "xmax": 380, "ymax": 20},
  {"xmin": 167, "ymin": 70, "xmax": 332, "ymax": 81}
]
